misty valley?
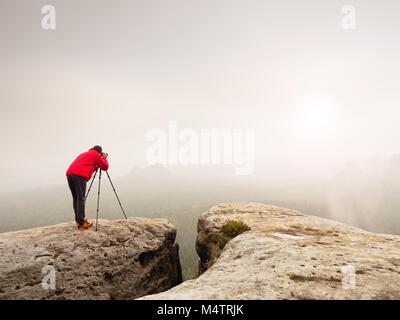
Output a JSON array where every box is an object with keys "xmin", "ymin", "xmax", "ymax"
[{"xmin": 1, "ymin": 157, "xmax": 400, "ymax": 280}]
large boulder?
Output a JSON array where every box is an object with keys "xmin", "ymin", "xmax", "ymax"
[
  {"xmin": 141, "ymin": 203, "xmax": 400, "ymax": 299},
  {"xmin": 0, "ymin": 218, "xmax": 182, "ymax": 299}
]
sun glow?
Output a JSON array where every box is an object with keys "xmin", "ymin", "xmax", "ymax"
[
  {"xmin": 287, "ymin": 97, "xmax": 341, "ymax": 156},
  {"xmin": 298, "ymin": 98, "xmax": 338, "ymax": 135}
]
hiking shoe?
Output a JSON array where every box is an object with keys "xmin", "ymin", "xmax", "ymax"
[
  {"xmin": 76, "ymin": 219, "xmax": 92, "ymax": 226},
  {"xmin": 77, "ymin": 220, "xmax": 93, "ymax": 230}
]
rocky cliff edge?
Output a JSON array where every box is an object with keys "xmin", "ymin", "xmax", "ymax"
[
  {"xmin": 0, "ymin": 218, "xmax": 182, "ymax": 299},
  {"xmin": 141, "ymin": 202, "xmax": 400, "ymax": 299}
]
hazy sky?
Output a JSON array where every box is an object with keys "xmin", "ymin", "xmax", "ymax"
[{"xmin": 1, "ymin": 0, "xmax": 399, "ymax": 192}]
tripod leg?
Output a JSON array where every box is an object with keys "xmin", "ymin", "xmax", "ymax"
[
  {"xmin": 105, "ymin": 171, "xmax": 128, "ymax": 220},
  {"xmin": 85, "ymin": 168, "xmax": 98, "ymax": 201},
  {"xmin": 95, "ymin": 169, "xmax": 102, "ymax": 231}
]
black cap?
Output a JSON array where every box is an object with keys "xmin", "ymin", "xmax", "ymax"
[{"xmin": 91, "ymin": 145, "xmax": 103, "ymax": 154}]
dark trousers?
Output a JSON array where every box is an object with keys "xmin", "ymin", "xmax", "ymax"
[{"xmin": 67, "ymin": 175, "xmax": 87, "ymax": 225}]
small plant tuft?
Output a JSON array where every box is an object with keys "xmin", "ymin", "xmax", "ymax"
[{"xmin": 221, "ymin": 220, "xmax": 251, "ymax": 238}]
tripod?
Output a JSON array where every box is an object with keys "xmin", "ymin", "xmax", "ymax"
[{"xmin": 85, "ymin": 168, "xmax": 128, "ymax": 231}]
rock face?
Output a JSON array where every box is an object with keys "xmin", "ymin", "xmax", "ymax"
[
  {"xmin": 0, "ymin": 218, "xmax": 182, "ymax": 299},
  {"xmin": 141, "ymin": 203, "xmax": 400, "ymax": 300}
]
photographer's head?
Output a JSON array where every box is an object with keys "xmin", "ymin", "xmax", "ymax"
[{"xmin": 91, "ymin": 145, "xmax": 103, "ymax": 154}]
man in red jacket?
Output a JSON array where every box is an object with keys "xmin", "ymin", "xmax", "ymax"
[{"xmin": 66, "ymin": 145, "xmax": 109, "ymax": 229}]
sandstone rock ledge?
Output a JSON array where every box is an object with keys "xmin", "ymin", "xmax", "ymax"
[
  {"xmin": 141, "ymin": 203, "xmax": 400, "ymax": 300},
  {"xmin": 0, "ymin": 218, "xmax": 182, "ymax": 299}
]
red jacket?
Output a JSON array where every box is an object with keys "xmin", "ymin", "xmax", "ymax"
[{"xmin": 66, "ymin": 149, "xmax": 109, "ymax": 181}]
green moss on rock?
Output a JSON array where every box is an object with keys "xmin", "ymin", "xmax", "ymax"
[{"xmin": 221, "ymin": 220, "xmax": 251, "ymax": 238}]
